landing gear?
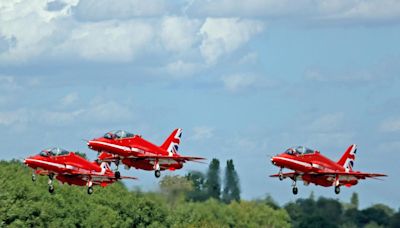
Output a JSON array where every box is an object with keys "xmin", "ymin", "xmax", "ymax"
[
  {"xmin": 278, "ymin": 167, "xmax": 284, "ymax": 181},
  {"xmin": 155, "ymin": 170, "xmax": 161, "ymax": 178},
  {"xmin": 48, "ymin": 174, "xmax": 54, "ymax": 194},
  {"xmin": 334, "ymin": 176, "xmax": 340, "ymax": 194},
  {"xmin": 154, "ymin": 160, "xmax": 161, "ymax": 178},
  {"xmin": 31, "ymin": 174, "xmax": 36, "ymax": 182},
  {"xmin": 334, "ymin": 186, "xmax": 340, "ymax": 194},
  {"xmin": 87, "ymin": 186, "xmax": 94, "ymax": 195},
  {"xmin": 48, "ymin": 185, "xmax": 55, "ymax": 193},
  {"xmin": 114, "ymin": 160, "xmax": 120, "ymax": 179},
  {"xmin": 115, "ymin": 171, "xmax": 121, "ymax": 179},
  {"xmin": 292, "ymin": 178, "xmax": 298, "ymax": 195},
  {"xmin": 292, "ymin": 186, "xmax": 298, "ymax": 195}
]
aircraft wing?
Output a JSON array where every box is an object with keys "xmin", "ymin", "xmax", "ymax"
[
  {"xmin": 133, "ymin": 154, "xmax": 206, "ymax": 162},
  {"xmin": 312, "ymin": 171, "xmax": 387, "ymax": 179},
  {"xmin": 35, "ymin": 169, "xmax": 51, "ymax": 176},
  {"xmin": 68, "ymin": 170, "xmax": 137, "ymax": 180},
  {"xmin": 270, "ymin": 172, "xmax": 298, "ymax": 179},
  {"xmin": 270, "ymin": 171, "xmax": 386, "ymax": 180}
]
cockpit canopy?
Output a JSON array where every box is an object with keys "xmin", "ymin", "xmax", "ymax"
[
  {"xmin": 40, "ymin": 147, "xmax": 69, "ymax": 157},
  {"xmin": 285, "ymin": 146, "xmax": 315, "ymax": 155},
  {"xmin": 103, "ymin": 130, "xmax": 135, "ymax": 140}
]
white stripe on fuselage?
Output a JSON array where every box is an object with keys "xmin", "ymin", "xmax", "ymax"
[
  {"xmin": 274, "ymin": 157, "xmax": 312, "ymax": 168},
  {"xmin": 25, "ymin": 158, "xmax": 67, "ymax": 169},
  {"xmin": 25, "ymin": 158, "xmax": 104, "ymax": 176},
  {"xmin": 91, "ymin": 141, "xmax": 144, "ymax": 153}
]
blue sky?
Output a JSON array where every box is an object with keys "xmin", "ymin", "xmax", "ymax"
[{"xmin": 1, "ymin": 0, "xmax": 400, "ymax": 209}]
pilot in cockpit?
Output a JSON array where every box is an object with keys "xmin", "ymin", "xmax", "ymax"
[
  {"xmin": 39, "ymin": 147, "xmax": 69, "ymax": 157},
  {"xmin": 285, "ymin": 146, "xmax": 314, "ymax": 156},
  {"xmin": 104, "ymin": 130, "xmax": 135, "ymax": 140}
]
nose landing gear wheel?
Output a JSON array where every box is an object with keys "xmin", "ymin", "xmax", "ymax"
[
  {"xmin": 48, "ymin": 185, "xmax": 55, "ymax": 194},
  {"xmin": 87, "ymin": 187, "xmax": 94, "ymax": 195},
  {"xmin": 115, "ymin": 171, "xmax": 121, "ymax": 179},
  {"xmin": 292, "ymin": 187, "xmax": 298, "ymax": 195},
  {"xmin": 155, "ymin": 170, "xmax": 161, "ymax": 178},
  {"xmin": 32, "ymin": 174, "xmax": 36, "ymax": 182},
  {"xmin": 334, "ymin": 186, "xmax": 340, "ymax": 194},
  {"xmin": 278, "ymin": 168, "xmax": 284, "ymax": 181}
]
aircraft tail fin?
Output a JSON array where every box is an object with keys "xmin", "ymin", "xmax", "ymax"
[
  {"xmin": 160, "ymin": 128, "xmax": 182, "ymax": 155},
  {"xmin": 99, "ymin": 162, "xmax": 111, "ymax": 175},
  {"xmin": 337, "ymin": 144, "xmax": 357, "ymax": 171}
]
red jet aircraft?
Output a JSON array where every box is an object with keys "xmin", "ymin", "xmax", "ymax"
[
  {"xmin": 24, "ymin": 147, "xmax": 136, "ymax": 194},
  {"xmin": 87, "ymin": 129, "xmax": 205, "ymax": 178},
  {"xmin": 270, "ymin": 144, "xmax": 386, "ymax": 195}
]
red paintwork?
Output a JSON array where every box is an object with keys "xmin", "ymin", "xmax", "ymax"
[
  {"xmin": 270, "ymin": 145, "xmax": 386, "ymax": 188},
  {"xmin": 87, "ymin": 129, "xmax": 204, "ymax": 173},
  {"xmin": 24, "ymin": 151, "xmax": 135, "ymax": 187}
]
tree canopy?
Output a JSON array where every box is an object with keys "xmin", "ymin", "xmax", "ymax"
[{"xmin": 1, "ymin": 160, "xmax": 398, "ymax": 227}]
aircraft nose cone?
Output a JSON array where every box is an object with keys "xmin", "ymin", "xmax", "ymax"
[
  {"xmin": 271, "ymin": 156, "xmax": 276, "ymax": 165},
  {"xmin": 87, "ymin": 140, "xmax": 94, "ymax": 148}
]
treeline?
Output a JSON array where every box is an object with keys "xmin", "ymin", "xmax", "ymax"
[
  {"xmin": 283, "ymin": 193, "xmax": 400, "ymax": 228},
  {"xmin": 1, "ymin": 159, "xmax": 399, "ymax": 227},
  {"xmin": 186, "ymin": 158, "xmax": 240, "ymax": 203},
  {"xmin": 0, "ymin": 160, "xmax": 288, "ymax": 227}
]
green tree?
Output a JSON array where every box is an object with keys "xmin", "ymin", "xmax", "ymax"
[
  {"xmin": 206, "ymin": 158, "xmax": 221, "ymax": 200},
  {"xmin": 358, "ymin": 204, "xmax": 393, "ymax": 227},
  {"xmin": 389, "ymin": 209, "xmax": 400, "ymax": 228},
  {"xmin": 160, "ymin": 175, "xmax": 193, "ymax": 207},
  {"xmin": 222, "ymin": 159, "xmax": 240, "ymax": 203},
  {"xmin": 186, "ymin": 171, "xmax": 208, "ymax": 202},
  {"xmin": 74, "ymin": 151, "xmax": 87, "ymax": 159},
  {"xmin": 350, "ymin": 192, "xmax": 359, "ymax": 209}
]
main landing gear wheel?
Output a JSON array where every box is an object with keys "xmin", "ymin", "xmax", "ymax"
[
  {"xmin": 292, "ymin": 187, "xmax": 298, "ymax": 195},
  {"xmin": 115, "ymin": 171, "xmax": 121, "ymax": 179},
  {"xmin": 48, "ymin": 185, "xmax": 55, "ymax": 194},
  {"xmin": 32, "ymin": 174, "xmax": 36, "ymax": 182},
  {"xmin": 278, "ymin": 168, "xmax": 284, "ymax": 181},
  {"xmin": 87, "ymin": 187, "xmax": 94, "ymax": 195},
  {"xmin": 155, "ymin": 170, "xmax": 161, "ymax": 178},
  {"xmin": 334, "ymin": 186, "xmax": 340, "ymax": 194}
]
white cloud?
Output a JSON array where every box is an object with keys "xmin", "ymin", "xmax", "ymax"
[
  {"xmin": 60, "ymin": 92, "xmax": 79, "ymax": 107},
  {"xmin": 239, "ymin": 52, "xmax": 258, "ymax": 64},
  {"xmin": 306, "ymin": 113, "xmax": 345, "ymax": 132},
  {"xmin": 0, "ymin": 0, "xmax": 157, "ymax": 63},
  {"xmin": 305, "ymin": 132, "xmax": 355, "ymax": 148},
  {"xmin": 0, "ymin": 0, "xmax": 78, "ymax": 63},
  {"xmin": 57, "ymin": 20, "xmax": 154, "ymax": 62},
  {"xmin": 190, "ymin": 126, "xmax": 214, "ymax": 141},
  {"xmin": 165, "ymin": 60, "xmax": 202, "ymax": 77},
  {"xmin": 199, "ymin": 18, "xmax": 264, "ymax": 64},
  {"xmin": 187, "ymin": 0, "xmax": 400, "ymax": 25},
  {"xmin": 0, "ymin": 109, "xmax": 29, "ymax": 126},
  {"xmin": 0, "ymin": 75, "xmax": 41, "ymax": 92},
  {"xmin": 221, "ymin": 73, "xmax": 274, "ymax": 92},
  {"xmin": 0, "ymin": 1, "xmax": 267, "ymax": 66},
  {"xmin": 41, "ymin": 109, "xmax": 84, "ymax": 125},
  {"xmin": 296, "ymin": 112, "xmax": 355, "ymax": 148},
  {"xmin": 379, "ymin": 117, "xmax": 400, "ymax": 132},
  {"xmin": 318, "ymin": 0, "xmax": 400, "ymax": 22},
  {"xmin": 73, "ymin": 0, "xmax": 168, "ymax": 21},
  {"xmin": 84, "ymin": 100, "xmax": 133, "ymax": 122},
  {"xmin": 161, "ymin": 16, "xmax": 201, "ymax": 53},
  {"xmin": 0, "ymin": 76, "xmax": 21, "ymax": 91},
  {"xmin": 304, "ymin": 59, "xmax": 400, "ymax": 85}
]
